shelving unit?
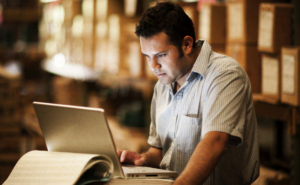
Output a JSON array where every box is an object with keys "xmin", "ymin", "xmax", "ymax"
[{"xmin": 253, "ymin": 95, "xmax": 300, "ymax": 185}]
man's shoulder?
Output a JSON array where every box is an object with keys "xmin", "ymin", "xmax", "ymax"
[{"xmin": 207, "ymin": 51, "xmax": 248, "ymax": 80}]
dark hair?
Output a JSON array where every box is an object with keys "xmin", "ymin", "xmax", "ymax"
[{"xmin": 135, "ymin": 2, "xmax": 196, "ymax": 56}]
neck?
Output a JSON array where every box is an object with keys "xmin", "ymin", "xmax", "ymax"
[{"xmin": 176, "ymin": 47, "xmax": 201, "ymax": 87}]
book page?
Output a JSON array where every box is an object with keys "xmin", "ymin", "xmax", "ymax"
[
  {"xmin": 259, "ymin": 10, "xmax": 273, "ymax": 49},
  {"xmin": 200, "ymin": 5, "xmax": 211, "ymax": 41},
  {"xmin": 228, "ymin": 3, "xmax": 243, "ymax": 40},
  {"xmin": 282, "ymin": 54, "xmax": 296, "ymax": 95},
  {"xmin": 3, "ymin": 151, "xmax": 110, "ymax": 185},
  {"xmin": 262, "ymin": 56, "xmax": 279, "ymax": 95}
]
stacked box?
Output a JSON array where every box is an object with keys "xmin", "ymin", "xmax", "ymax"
[
  {"xmin": 82, "ymin": 0, "xmax": 95, "ymax": 67},
  {"xmin": 200, "ymin": 3, "xmax": 226, "ymax": 53},
  {"xmin": 94, "ymin": 21, "xmax": 108, "ymax": 72},
  {"xmin": 106, "ymin": 14, "xmax": 121, "ymax": 74},
  {"xmin": 262, "ymin": 54, "xmax": 281, "ymax": 100},
  {"xmin": 227, "ymin": 0, "xmax": 263, "ymax": 43},
  {"xmin": 120, "ymin": 17, "xmax": 145, "ymax": 78},
  {"xmin": 71, "ymin": 15, "xmax": 84, "ymax": 64},
  {"xmin": 258, "ymin": 3, "xmax": 292, "ymax": 102},
  {"xmin": 258, "ymin": 3, "xmax": 292, "ymax": 53},
  {"xmin": 94, "ymin": 0, "xmax": 125, "ymax": 74},
  {"xmin": 281, "ymin": 47, "xmax": 300, "ymax": 106},
  {"xmin": 62, "ymin": 0, "xmax": 81, "ymax": 62},
  {"xmin": 226, "ymin": 0, "xmax": 265, "ymax": 93},
  {"xmin": 226, "ymin": 44, "xmax": 261, "ymax": 92}
]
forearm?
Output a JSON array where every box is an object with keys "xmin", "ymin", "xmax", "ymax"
[
  {"xmin": 174, "ymin": 131, "xmax": 229, "ymax": 185},
  {"xmin": 141, "ymin": 147, "xmax": 162, "ymax": 168}
]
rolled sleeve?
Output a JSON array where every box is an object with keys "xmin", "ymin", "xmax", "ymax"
[{"xmin": 202, "ymin": 70, "xmax": 247, "ymax": 146}]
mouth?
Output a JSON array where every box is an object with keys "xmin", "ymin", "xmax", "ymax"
[{"xmin": 156, "ymin": 73, "xmax": 166, "ymax": 77}]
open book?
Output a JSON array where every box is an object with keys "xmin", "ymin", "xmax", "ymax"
[{"xmin": 3, "ymin": 150, "xmax": 113, "ymax": 185}]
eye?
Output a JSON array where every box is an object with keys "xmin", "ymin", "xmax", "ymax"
[{"xmin": 157, "ymin": 54, "xmax": 166, "ymax": 58}]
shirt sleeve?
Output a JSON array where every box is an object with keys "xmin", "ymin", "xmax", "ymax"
[
  {"xmin": 147, "ymin": 84, "xmax": 162, "ymax": 148},
  {"xmin": 202, "ymin": 70, "xmax": 247, "ymax": 146}
]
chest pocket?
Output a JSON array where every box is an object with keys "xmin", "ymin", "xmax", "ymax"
[{"xmin": 175, "ymin": 114, "xmax": 202, "ymax": 156}]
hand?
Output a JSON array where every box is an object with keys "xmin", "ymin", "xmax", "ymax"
[{"xmin": 117, "ymin": 150, "xmax": 146, "ymax": 166}]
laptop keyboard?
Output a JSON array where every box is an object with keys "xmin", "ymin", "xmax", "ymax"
[{"xmin": 122, "ymin": 168, "xmax": 146, "ymax": 173}]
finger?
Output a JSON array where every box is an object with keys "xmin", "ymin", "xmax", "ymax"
[
  {"xmin": 120, "ymin": 150, "xmax": 129, "ymax": 163},
  {"xmin": 116, "ymin": 150, "xmax": 122, "ymax": 157}
]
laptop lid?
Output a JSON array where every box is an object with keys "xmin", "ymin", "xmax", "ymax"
[
  {"xmin": 33, "ymin": 102, "xmax": 177, "ymax": 179},
  {"xmin": 33, "ymin": 101, "xmax": 124, "ymax": 178}
]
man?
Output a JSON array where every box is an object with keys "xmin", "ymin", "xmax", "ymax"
[{"xmin": 117, "ymin": 2, "xmax": 259, "ymax": 185}]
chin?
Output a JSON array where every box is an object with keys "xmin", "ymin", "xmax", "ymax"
[{"xmin": 159, "ymin": 79, "xmax": 174, "ymax": 85}]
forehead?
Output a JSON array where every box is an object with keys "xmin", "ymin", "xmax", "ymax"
[{"xmin": 140, "ymin": 32, "xmax": 172, "ymax": 54}]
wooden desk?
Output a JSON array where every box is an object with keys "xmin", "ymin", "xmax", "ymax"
[{"xmin": 91, "ymin": 178, "xmax": 174, "ymax": 185}]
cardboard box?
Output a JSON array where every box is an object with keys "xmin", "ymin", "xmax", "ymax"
[
  {"xmin": 258, "ymin": 3, "xmax": 292, "ymax": 53},
  {"xmin": 226, "ymin": 0, "xmax": 262, "ymax": 43},
  {"xmin": 200, "ymin": 3, "xmax": 226, "ymax": 44},
  {"xmin": 281, "ymin": 47, "xmax": 300, "ymax": 106},
  {"xmin": 226, "ymin": 43, "xmax": 261, "ymax": 92},
  {"xmin": 262, "ymin": 53, "xmax": 281, "ymax": 101},
  {"xmin": 96, "ymin": 0, "xmax": 124, "ymax": 21}
]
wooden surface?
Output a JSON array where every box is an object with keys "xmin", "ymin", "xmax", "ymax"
[
  {"xmin": 253, "ymin": 94, "xmax": 300, "ymax": 135},
  {"xmin": 89, "ymin": 178, "xmax": 174, "ymax": 185}
]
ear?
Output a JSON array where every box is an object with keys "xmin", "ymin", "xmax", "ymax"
[{"xmin": 182, "ymin": 36, "xmax": 194, "ymax": 55}]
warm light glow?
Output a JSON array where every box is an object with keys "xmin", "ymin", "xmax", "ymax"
[
  {"xmin": 125, "ymin": 0, "xmax": 137, "ymax": 17},
  {"xmin": 96, "ymin": 22, "xmax": 107, "ymax": 39},
  {"xmin": 96, "ymin": 0, "xmax": 107, "ymax": 20},
  {"xmin": 52, "ymin": 5, "xmax": 64, "ymax": 24},
  {"xmin": 72, "ymin": 15, "xmax": 84, "ymax": 38},
  {"xmin": 53, "ymin": 53, "xmax": 66, "ymax": 67},
  {"xmin": 40, "ymin": 0, "xmax": 58, "ymax": 3},
  {"xmin": 82, "ymin": 0, "xmax": 94, "ymax": 19},
  {"xmin": 45, "ymin": 39, "xmax": 57, "ymax": 56},
  {"xmin": 182, "ymin": 0, "xmax": 198, "ymax": 2},
  {"xmin": 108, "ymin": 15, "xmax": 120, "ymax": 41}
]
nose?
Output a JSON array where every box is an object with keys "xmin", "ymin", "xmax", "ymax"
[{"xmin": 149, "ymin": 57, "xmax": 161, "ymax": 70}]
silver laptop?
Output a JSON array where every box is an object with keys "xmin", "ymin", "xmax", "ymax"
[{"xmin": 33, "ymin": 101, "xmax": 177, "ymax": 179}]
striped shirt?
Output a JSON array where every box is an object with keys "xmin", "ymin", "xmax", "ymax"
[{"xmin": 148, "ymin": 40, "xmax": 259, "ymax": 184}]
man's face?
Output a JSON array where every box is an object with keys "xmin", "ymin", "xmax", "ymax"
[{"xmin": 140, "ymin": 32, "xmax": 187, "ymax": 85}]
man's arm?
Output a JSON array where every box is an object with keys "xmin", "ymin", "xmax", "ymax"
[
  {"xmin": 174, "ymin": 131, "xmax": 230, "ymax": 185},
  {"xmin": 117, "ymin": 147, "xmax": 162, "ymax": 168}
]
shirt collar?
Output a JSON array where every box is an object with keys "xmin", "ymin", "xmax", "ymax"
[
  {"xmin": 188, "ymin": 39, "xmax": 211, "ymax": 79},
  {"xmin": 167, "ymin": 40, "xmax": 212, "ymax": 91}
]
